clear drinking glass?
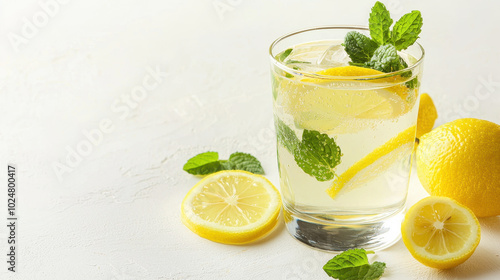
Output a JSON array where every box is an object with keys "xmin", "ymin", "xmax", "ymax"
[{"xmin": 269, "ymin": 26, "xmax": 424, "ymax": 251}]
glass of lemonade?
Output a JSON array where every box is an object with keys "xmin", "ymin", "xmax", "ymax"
[{"xmin": 269, "ymin": 26, "xmax": 424, "ymax": 251}]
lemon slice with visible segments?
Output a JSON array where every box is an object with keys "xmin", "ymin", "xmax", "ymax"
[
  {"xmin": 401, "ymin": 196, "xmax": 481, "ymax": 269},
  {"xmin": 181, "ymin": 170, "xmax": 281, "ymax": 244},
  {"xmin": 327, "ymin": 125, "xmax": 416, "ymax": 198}
]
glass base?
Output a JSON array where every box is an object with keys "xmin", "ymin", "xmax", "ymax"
[{"xmin": 284, "ymin": 206, "xmax": 404, "ymax": 252}]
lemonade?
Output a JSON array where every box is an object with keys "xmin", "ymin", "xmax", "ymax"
[{"xmin": 270, "ymin": 26, "xmax": 424, "ymax": 251}]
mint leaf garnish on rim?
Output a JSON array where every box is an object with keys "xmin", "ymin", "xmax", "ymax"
[
  {"xmin": 323, "ymin": 249, "xmax": 386, "ymax": 280},
  {"xmin": 183, "ymin": 152, "xmax": 264, "ymax": 175},
  {"xmin": 343, "ymin": 1, "xmax": 423, "ymax": 88},
  {"xmin": 391, "ymin": 10, "xmax": 423, "ymax": 51},
  {"xmin": 343, "ymin": 31, "xmax": 379, "ymax": 63},
  {"xmin": 369, "ymin": 1, "xmax": 393, "ymax": 45},
  {"xmin": 365, "ymin": 44, "xmax": 402, "ymax": 73}
]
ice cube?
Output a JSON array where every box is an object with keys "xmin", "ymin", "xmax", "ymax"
[{"xmin": 316, "ymin": 44, "xmax": 350, "ymax": 67}]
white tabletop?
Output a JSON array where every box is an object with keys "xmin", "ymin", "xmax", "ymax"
[{"xmin": 1, "ymin": 0, "xmax": 499, "ymax": 279}]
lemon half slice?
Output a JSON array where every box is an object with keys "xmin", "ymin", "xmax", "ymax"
[
  {"xmin": 401, "ymin": 196, "xmax": 481, "ymax": 269},
  {"xmin": 278, "ymin": 66, "xmax": 413, "ymax": 134},
  {"xmin": 181, "ymin": 170, "xmax": 281, "ymax": 244}
]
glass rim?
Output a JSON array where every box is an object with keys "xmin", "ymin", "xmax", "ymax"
[{"xmin": 269, "ymin": 25, "xmax": 425, "ymax": 80}]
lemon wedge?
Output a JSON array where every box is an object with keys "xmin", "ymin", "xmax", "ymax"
[
  {"xmin": 416, "ymin": 93, "xmax": 438, "ymax": 139},
  {"xmin": 326, "ymin": 93, "xmax": 437, "ymax": 198},
  {"xmin": 401, "ymin": 196, "xmax": 481, "ymax": 269},
  {"xmin": 327, "ymin": 125, "xmax": 415, "ymax": 198},
  {"xmin": 181, "ymin": 170, "xmax": 281, "ymax": 244}
]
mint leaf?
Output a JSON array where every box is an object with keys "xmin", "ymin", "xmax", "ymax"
[
  {"xmin": 350, "ymin": 2, "xmax": 422, "ymax": 75},
  {"xmin": 275, "ymin": 118, "xmax": 342, "ymax": 181},
  {"xmin": 362, "ymin": 262, "xmax": 386, "ymax": 280},
  {"xmin": 323, "ymin": 249, "xmax": 371, "ymax": 273},
  {"xmin": 399, "ymin": 56, "xmax": 411, "ymax": 74},
  {"xmin": 392, "ymin": 10, "xmax": 423, "ymax": 50},
  {"xmin": 369, "ymin": 1, "xmax": 393, "ymax": 45},
  {"xmin": 343, "ymin": 31, "xmax": 379, "ymax": 63},
  {"xmin": 183, "ymin": 152, "xmax": 223, "ymax": 175},
  {"xmin": 220, "ymin": 160, "xmax": 235, "ymax": 170},
  {"xmin": 405, "ymin": 77, "xmax": 419, "ymax": 89},
  {"xmin": 397, "ymin": 57, "xmax": 419, "ymax": 88},
  {"xmin": 183, "ymin": 151, "xmax": 265, "ymax": 175},
  {"xmin": 228, "ymin": 152, "xmax": 265, "ymax": 174},
  {"xmin": 348, "ymin": 62, "xmax": 368, "ymax": 67},
  {"xmin": 286, "ymin": 60, "xmax": 311, "ymax": 64},
  {"xmin": 277, "ymin": 48, "xmax": 293, "ymax": 62},
  {"xmin": 275, "ymin": 117, "xmax": 300, "ymax": 154},
  {"xmin": 365, "ymin": 44, "xmax": 401, "ymax": 73},
  {"xmin": 327, "ymin": 263, "xmax": 386, "ymax": 280},
  {"xmin": 323, "ymin": 249, "xmax": 386, "ymax": 280},
  {"xmin": 294, "ymin": 129, "xmax": 342, "ymax": 181},
  {"xmin": 398, "ymin": 56, "xmax": 414, "ymax": 78}
]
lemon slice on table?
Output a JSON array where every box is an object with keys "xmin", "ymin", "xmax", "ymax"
[
  {"xmin": 277, "ymin": 66, "xmax": 413, "ymax": 134},
  {"xmin": 401, "ymin": 196, "xmax": 481, "ymax": 269},
  {"xmin": 181, "ymin": 170, "xmax": 281, "ymax": 244},
  {"xmin": 326, "ymin": 125, "xmax": 416, "ymax": 198}
]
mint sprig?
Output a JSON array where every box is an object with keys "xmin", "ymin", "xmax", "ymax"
[
  {"xmin": 323, "ymin": 249, "xmax": 386, "ymax": 280},
  {"xmin": 344, "ymin": 1, "xmax": 423, "ymax": 85},
  {"xmin": 369, "ymin": 2, "xmax": 393, "ymax": 45},
  {"xmin": 183, "ymin": 152, "xmax": 264, "ymax": 175},
  {"xmin": 276, "ymin": 118, "xmax": 342, "ymax": 181}
]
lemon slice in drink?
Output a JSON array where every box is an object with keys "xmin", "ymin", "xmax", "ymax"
[
  {"xmin": 401, "ymin": 196, "xmax": 481, "ymax": 269},
  {"xmin": 326, "ymin": 125, "xmax": 415, "ymax": 198},
  {"xmin": 326, "ymin": 93, "xmax": 436, "ymax": 198},
  {"xmin": 278, "ymin": 66, "xmax": 413, "ymax": 133},
  {"xmin": 181, "ymin": 170, "xmax": 281, "ymax": 244}
]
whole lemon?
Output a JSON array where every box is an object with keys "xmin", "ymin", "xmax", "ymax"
[{"xmin": 416, "ymin": 118, "xmax": 500, "ymax": 217}]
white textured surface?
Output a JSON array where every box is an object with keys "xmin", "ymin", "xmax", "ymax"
[{"xmin": 1, "ymin": 0, "xmax": 500, "ymax": 279}]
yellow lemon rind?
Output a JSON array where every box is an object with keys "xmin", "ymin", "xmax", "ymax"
[
  {"xmin": 401, "ymin": 196, "xmax": 481, "ymax": 269},
  {"xmin": 416, "ymin": 118, "xmax": 500, "ymax": 217},
  {"xmin": 416, "ymin": 93, "xmax": 438, "ymax": 139},
  {"xmin": 180, "ymin": 170, "xmax": 282, "ymax": 245}
]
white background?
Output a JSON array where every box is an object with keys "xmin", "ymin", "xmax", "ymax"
[{"xmin": 1, "ymin": 0, "xmax": 500, "ymax": 279}]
